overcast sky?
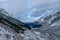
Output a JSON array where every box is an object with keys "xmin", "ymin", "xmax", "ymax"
[{"xmin": 0, "ymin": 0, "xmax": 60, "ymax": 23}]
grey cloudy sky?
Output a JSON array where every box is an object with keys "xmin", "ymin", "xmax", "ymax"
[{"xmin": 0, "ymin": 0, "xmax": 60, "ymax": 23}]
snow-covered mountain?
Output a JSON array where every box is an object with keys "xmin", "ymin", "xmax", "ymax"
[
  {"xmin": 34, "ymin": 11, "xmax": 60, "ymax": 27},
  {"xmin": 1, "ymin": 8, "xmax": 60, "ymax": 40}
]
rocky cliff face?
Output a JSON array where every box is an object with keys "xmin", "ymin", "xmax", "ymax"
[{"xmin": 0, "ymin": 23, "xmax": 18, "ymax": 40}]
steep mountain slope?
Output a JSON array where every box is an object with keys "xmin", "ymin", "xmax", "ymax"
[{"xmin": 34, "ymin": 11, "xmax": 60, "ymax": 27}]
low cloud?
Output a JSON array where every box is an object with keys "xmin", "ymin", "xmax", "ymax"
[{"xmin": 0, "ymin": 0, "xmax": 60, "ymax": 23}]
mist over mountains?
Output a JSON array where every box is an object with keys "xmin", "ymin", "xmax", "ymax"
[
  {"xmin": 0, "ymin": 6, "xmax": 60, "ymax": 40},
  {"xmin": 0, "ymin": 0, "xmax": 60, "ymax": 40}
]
